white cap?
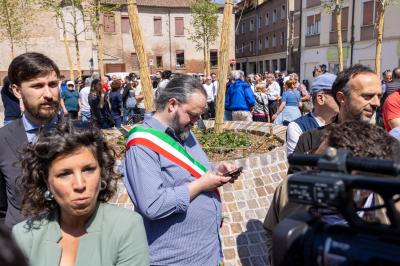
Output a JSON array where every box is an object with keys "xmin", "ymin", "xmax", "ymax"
[{"xmin": 66, "ymin": 80, "xmax": 74, "ymax": 86}]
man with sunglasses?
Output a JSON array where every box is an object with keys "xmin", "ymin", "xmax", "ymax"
[{"xmin": 286, "ymin": 73, "xmax": 338, "ymax": 155}]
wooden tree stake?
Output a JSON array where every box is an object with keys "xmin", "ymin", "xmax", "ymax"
[
  {"xmin": 127, "ymin": 0, "xmax": 154, "ymax": 112},
  {"xmin": 214, "ymin": 0, "xmax": 233, "ymax": 134}
]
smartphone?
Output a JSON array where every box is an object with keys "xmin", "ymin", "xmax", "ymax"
[{"xmin": 223, "ymin": 167, "xmax": 243, "ymax": 178}]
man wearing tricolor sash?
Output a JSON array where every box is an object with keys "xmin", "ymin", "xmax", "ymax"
[{"xmin": 123, "ymin": 75, "xmax": 238, "ymax": 266}]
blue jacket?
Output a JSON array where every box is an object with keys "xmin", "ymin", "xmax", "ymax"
[{"xmin": 225, "ymin": 79, "xmax": 255, "ymax": 111}]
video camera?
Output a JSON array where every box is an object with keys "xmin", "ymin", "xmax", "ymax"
[{"xmin": 273, "ymin": 148, "xmax": 400, "ymax": 266}]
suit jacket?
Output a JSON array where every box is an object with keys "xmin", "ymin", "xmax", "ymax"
[
  {"xmin": 0, "ymin": 118, "xmax": 28, "ymax": 227},
  {"xmin": 12, "ymin": 203, "xmax": 150, "ymax": 266}
]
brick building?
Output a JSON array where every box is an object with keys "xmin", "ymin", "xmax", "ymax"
[
  {"xmin": 234, "ymin": 0, "xmax": 300, "ymax": 76},
  {"xmin": 300, "ymin": 0, "xmax": 400, "ymax": 82},
  {"xmin": 0, "ymin": 0, "xmax": 235, "ymax": 81}
]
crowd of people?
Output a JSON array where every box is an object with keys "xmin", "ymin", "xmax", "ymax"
[{"xmin": 1, "ymin": 51, "xmax": 400, "ymax": 266}]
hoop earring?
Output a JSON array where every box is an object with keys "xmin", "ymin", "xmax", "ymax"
[
  {"xmin": 44, "ymin": 190, "xmax": 53, "ymax": 201},
  {"xmin": 100, "ymin": 180, "xmax": 107, "ymax": 191}
]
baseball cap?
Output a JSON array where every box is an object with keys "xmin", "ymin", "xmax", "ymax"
[
  {"xmin": 311, "ymin": 73, "xmax": 337, "ymax": 94},
  {"xmin": 66, "ymin": 80, "xmax": 74, "ymax": 86}
]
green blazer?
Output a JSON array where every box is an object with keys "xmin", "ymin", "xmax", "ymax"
[{"xmin": 12, "ymin": 203, "xmax": 149, "ymax": 266}]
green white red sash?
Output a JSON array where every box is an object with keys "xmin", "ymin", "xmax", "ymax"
[{"xmin": 126, "ymin": 126, "xmax": 209, "ymax": 181}]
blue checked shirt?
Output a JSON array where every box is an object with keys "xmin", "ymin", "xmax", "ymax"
[{"xmin": 123, "ymin": 114, "xmax": 222, "ymax": 265}]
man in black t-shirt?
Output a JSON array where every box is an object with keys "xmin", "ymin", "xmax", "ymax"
[{"xmin": 292, "ymin": 64, "xmax": 382, "ymax": 157}]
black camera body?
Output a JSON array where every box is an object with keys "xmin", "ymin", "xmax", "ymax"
[{"xmin": 273, "ymin": 149, "xmax": 400, "ymax": 266}]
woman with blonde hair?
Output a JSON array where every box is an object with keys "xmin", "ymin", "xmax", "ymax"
[
  {"xmin": 253, "ymin": 83, "xmax": 270, "ymax": 122},
  {"xmin": 272, "ymin": 79, "xmax": 302, "ymax": 125}
]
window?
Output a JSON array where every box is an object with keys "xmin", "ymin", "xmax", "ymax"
[
  {"xmin": 210, "ymin": 50, "xmax": 218, "ymax": 67},
  {"xmin": 242, "ymin": 42, "xmax": 245, "ymax": 53},
  {"xmin": 121, "ymin": 16, "xmax": 130, "ymax": 33},
  {"xmin": 280, "ymin": 58, "xmax": 286, "ymax": 71},
  {"xmin": 242, "ymin": 22, "xmax": 245, "ymax": 33},
  {"xmin": 265, "ymin": 36, "xmax": 269, "ymax": 48},
  {"xmin": 154, "ymin": 17, "xmax": 162, "ymax": 35},
  {"xmin": 265, "ymin": 60, "xmax": 270, "ymax": 72},
  {"xmin": 265, "ymin": 13, "xmax": 269, "ymax": 26},
  {"xmin": 103, "ymin": 13, "xmax": 115, "ymax": 33},
  {"xmin": 258, "ymin": 16, "xmax": 262, "ymax": 29},
  {"xmin": 250, "ymin": 40, "xmax": 254, "ymax": 52},
  {"xmin": 175, "ymin": 17, "xmax": 184, "ymax": 36},
  {"xmin": 281, "ymin": 5, "xmax": 286, "ymax": 19},
  {"xmin": 176, "ymin": 50, "xmax": 185, "ymax": 68},
  {"xmin": 156, "ymin": 56, "xmax": 163, "ymax": 68},
  {"xmin": 362, "ymin": 1, "xmax": 375, "ymax": 26},
  {"xmin": 272, "ymin": 59, "xmax": 278, "ymax": 71},
  {"xmin": 273, "ymin": 9, "xmax": 277, "ymax": 22},
  {"xmin": 306, "ymin": 14, "xmax": 321, "ymax": 36},
  {"xmin": 259, "ymin": 39, "xmax": 262, "ymax": 50},
  {"xmin": 272, "ymin": 33, "xmax": 276, "ymax": 47},
  {"xmin": 331, "ymin": 7, "xmax": 349, "ymax": 31},
  {"xmin": 250, "ymin": 19, "xmax": 254, "ymax": 31},
  {"xmin": 280, "ymin": 32, "xmax": 284, "ymax": 46}
]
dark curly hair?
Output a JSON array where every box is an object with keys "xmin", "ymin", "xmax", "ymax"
[
  {"xmin": 19, "ymin": 119, "xmax": 120, "ymax": 219},
  {"xmin": 323, "ymin": 120, "xmax": 400, "ymax": 160}
]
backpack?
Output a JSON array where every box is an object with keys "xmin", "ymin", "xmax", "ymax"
[{"xmin": 126, "ymin": 95, "xmax": 137, "ymax": 109}]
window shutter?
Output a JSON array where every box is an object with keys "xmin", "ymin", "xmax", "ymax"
[
  {"xmin": 175, "ymin": 17, "xmax": 184, "ymax": 36},
  {"xmin": 154, "ymin": 17, "xmax": 162, "ymax": 35},
  {"xmin": 363, "ymin": 1, "xmax": 374, "ymax": 25},
  {"xmin": 104, "ymin": 14, "xmax": 115, "ymax": 33}
]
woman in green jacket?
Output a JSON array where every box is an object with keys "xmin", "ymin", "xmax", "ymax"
[{"xmin": 12, "ymin": 120, "xmax": 149, "ymax": 266}]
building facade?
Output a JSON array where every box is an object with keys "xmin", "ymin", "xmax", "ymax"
[
  {"xmin": 300, "ymin": 0, "xmax": 400, "ymax": 82},
  {"xmin": 0, "ymin": 0, "xmax": 235, "ymax": 81},
  {"xmin": 235, "ymin": 0, "xmax": 298, "ymax": 76}
]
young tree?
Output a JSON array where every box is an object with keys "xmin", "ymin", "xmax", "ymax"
[
  {"xmin": 65, "ymin": 0, "xmax": 85, "ymax": 81},
  {"xmin": 189, "ymin": 0, "xmax": 219, "ymax": 75},
  {"xmin": 375, "ymin": 0, "xmax": 398, "ymax": 75},
  {"xmin": 323, "ymin": 0, "xmax": 346, "ymax": 72},
  {"xmin": 83, "ymin": 0, "xmax": 121, "ymax": 79},
  {"xmin": 40, "ymin": 0, "xmax": 75, "ymax": 80},
  {"xmin": 0, "ymin": 0, "xmax": 34, "ymax": 58}
]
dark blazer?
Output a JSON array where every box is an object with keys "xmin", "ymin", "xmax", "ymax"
[{"xmin": 0, "ymin": 118, "xmax": 28, "ymax": 227}]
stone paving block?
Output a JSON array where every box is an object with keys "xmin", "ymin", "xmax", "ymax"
[
  {"xmin": 223, "ymin": 248, "xmax": 236, "ymax": 260},
  {"xmin": 247, "ymin": 199, "xmax": 259, "ymax": 209},
  {"xmin": 251, "ymin": 256, "xmax": 267, "ymax": 266},
  {"xmin": 223, "ymin": 192, "xmax": 235, "ymax": 202},
  {"xmin": 253, "ymin": 177, "xmax": 264, "ymax": 187},
  {"xmin": 223, "ymin": 236, "xmax": 236, "ymax": 247},
  {"xmin": 244, "ymin": 210, "xmax": 256, "ymax": 220},
  {"xmin": 230, "ymin": 223, "xmax": 243, "ymax": 234},
  {"xmin": 232, "ymin": 212, "xmax": 244, "ymax": 222},
  {"xmin": 227, "ymin": 202, "xmax": 239, "ymax": 212},
  {"xmin": 255, "ymin": 187, "xmax": 267, "ymax": 197},
  {"xmin": 237, "ymin": 245, "xmax": 250, "ymax": 258}
]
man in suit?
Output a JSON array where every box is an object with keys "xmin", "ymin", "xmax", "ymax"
[{"xmin": 0, "ymin": 52, "xmax": 61, "ymax": 227}]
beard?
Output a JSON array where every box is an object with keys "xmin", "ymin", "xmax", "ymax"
[
  {"xmin": 22, "ymin": 97, "xmax": 60, "ymax": 123},
  {"xmin": 171, "ymin": 112, "xmax": 193, "ymax": 141}
]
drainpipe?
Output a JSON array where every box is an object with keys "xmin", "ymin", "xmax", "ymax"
[
  {"xmin": 256, "ymin": 5, "xmax": 259, "ymax": 72},
  {"xmin": 350, "ymin": 0, "xmax": 355, "ymax": 66},
  {"xmin": 298, "ymin": 0, "xmax": 303, "ymax": 77},
  {"xmin": 168, "ymin": 9, "xmax": 172, "ymax": 70}
]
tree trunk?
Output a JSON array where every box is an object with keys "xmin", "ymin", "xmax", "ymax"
[
  {"xmin": 206, "ymin": 40, "xmax": 210, "ymax": 76},
  {"xmin": 74, "ymin": 34, "xmax": 82, "ymax": 81},
  {"xmin": 214, "ymin": 0, "xmax": 233, "ymax": 134},
  {"xmin": 336, "ymin": 2, "xmax": 343, "ymax": 72},
  {"xmin": 127, "ymin": 0, "xmax": 154, "ymax": 112},
  {"xmin": 375, "ymin": 3, "xmax": 385, "ymax": 76},
  {"xmin": 60, "ymin": 15, "xmax": 75, "ymax": 81},
  {"xmin": 10, "ymin": 39, "xmax": 14, "ymax": 59},
  {"xmin": 96, "ymin": 28, "xmax": 105, "ymax": 78},
  {"xmin": 203, "ymin": 36, "xmax": 207, "ymax": 75}
]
